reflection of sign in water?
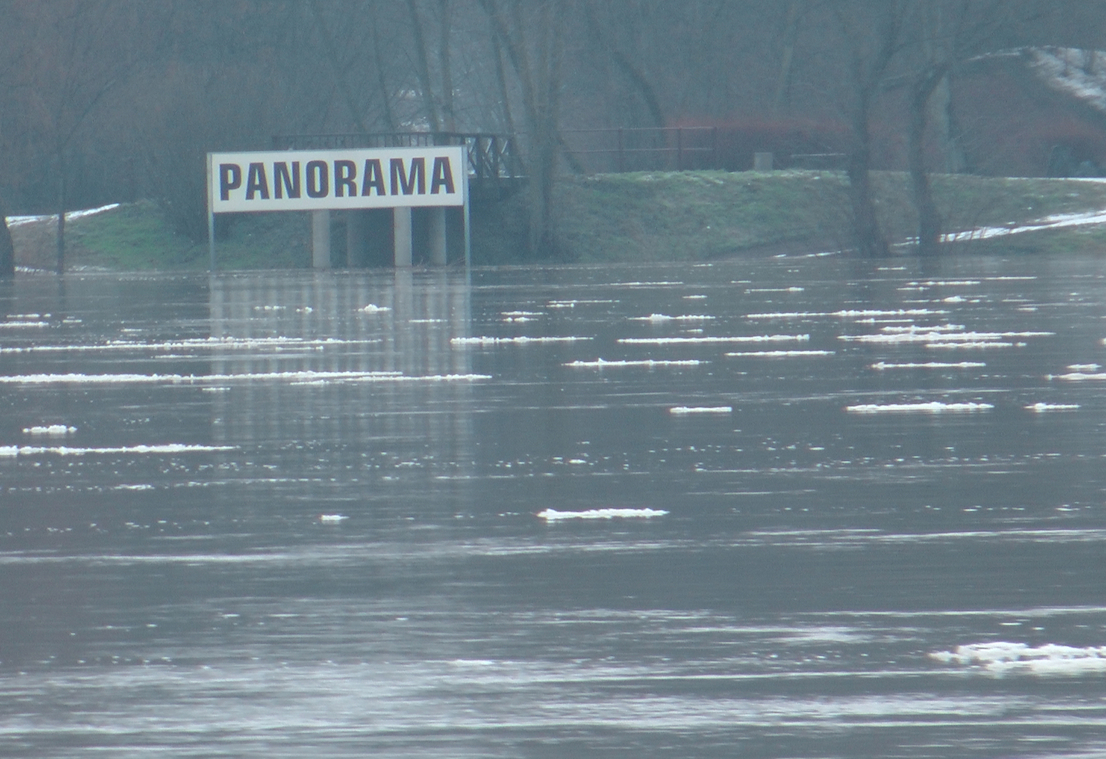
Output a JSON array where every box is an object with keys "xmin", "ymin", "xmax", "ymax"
[{"xmin": 207, "ymin": 147, "xmax": 466, "ymax": 213}]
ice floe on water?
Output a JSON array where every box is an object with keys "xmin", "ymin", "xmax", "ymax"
[
  {"xmin": 564, "ymin": 358, "xmax": 704, "ymax": 368},
  {"xmin": 871, "ymin": 361, "xmax": 986, "ymax": 370},
  {"xmin": 537, "ymin": 508, "xmax": 668, "ymax": 521},
  {"xmin": 0, "ymin": 443, "xmax": 235, "ymax": 457},
  {"xmin": 451, "ymin": 336, "xmax": 590, "ymax": 346},
  {"xmin": 360, "ymin": 304, "xmax": 391, "ymax": 313},
  {"xmin": 668, "ymin": 406, "xmax": 732, "ymax": 414},
  {"xmin": 618, "ymin": 334, "xmax": 809, "ymax": 345},
  {"xmin": 846, "ymin": 401, "xmax": 994, "ymax": 414},
  {"xmin": 1027, "ymin": 403, "xmax": 1081, "ymax": 412},
  {"xmin": 318, "ymin": 514, "xmax": 349, "ymax": 524},
  {"xmin": 23, "ymin": 425, "xmax": 76, "ymax": 436},
  {"xmin": 0, "ymin": 370, "xmax": 487, "ymax": 385},
  {"xmin": 0, "ymin": 336, "xmax": 377, "ymax": 355},
  {"xmin": 629, "ymin": 313, "xmax": 716, "ymax": 322},
  {"xmin": 726, "ymin": 350, "xmax": 835, "ymax": 358},
  {"xmin": 746, "ymin": 309, "xmax": 943, "ymax": 320},
  {"xmin": 931, "ymin": 642, "xmax": 1106, "ymax": 675},
  {"xmin": 839, "ymin": 330, "xmax": 1050, "ymax": 345}
]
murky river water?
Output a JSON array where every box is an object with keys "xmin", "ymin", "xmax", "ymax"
[{"xmin": 1, "ymin": 255, "xmax": 1105, "ymax": 758}]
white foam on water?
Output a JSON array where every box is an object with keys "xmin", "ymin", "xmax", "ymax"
[
  {"xmin": 618, "ymin": 334, "xmax": 809, "ymax": 345},
  {"xmin": 537, "ymin": 507, "xmax": 669, "ymax": 521},
  {"xmin": 669, "ymin": 406, "xmax": 732, "ymax": 414},
  {"xmin": 0, "ymin": 443, "xmax": 235, "ymax": 457},
  {"xmin": 22, "ymin": 425, "xmax": 76, "ymax": 436},
  {"xmin": 871, "ymin": 361, "xmax": 986, "ymax": 370},
  {"xmin": 451, "ymin": 336, "xmax": 591, "ymax": 346},
  {"xmin": 930, "ymin": 642, "xmax": 1106, "ymax": 675},
  {"xmin": 1027, "ymin": 403, "xmax": 1081, "ymax": 412},
  {"xmin": 746, "ymin": 309, "xmax": 943, "ymax": 319},
  {"xmin": 564, "ymin": 358, "xmax": 704, "ymax": 368},
  {"xmin": 846, "ymin": 401, "xmax": 994, "ymax": 414},
  {"xmin": 726, "ymin": 350, "xmax": 835, "ymax": 357},
  {"xmin": 629, "ymin": 313, "xmax": 716, "ymax": 322}
]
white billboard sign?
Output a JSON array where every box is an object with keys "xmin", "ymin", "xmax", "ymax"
[{"xmin": 207, "ymin": 146, "xmax": 466, "ymax": 213}]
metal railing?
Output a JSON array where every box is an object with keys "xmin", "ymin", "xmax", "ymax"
[
  {"xmin": 560, "ymin": 127, "xmax": 720, "ymax": 173},
  {"xmin": 272, "ymin": 132, "xmax": 526, "ymax": 181}
]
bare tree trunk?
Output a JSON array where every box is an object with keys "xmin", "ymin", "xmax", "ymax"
[
  {"xmin": 407, "ymin": 0, "xmax": 440, "ymax": 132},
  {"xmin": 909, "ymin": 67, "xmax": 946, "ymax": 256},
  {"xmin": 56, "ymin": 169, "xmax": 67, "ymax": 274},
  {"xmin": 846, "ymin": 104, "xmax": 889, "ymax": 258},
  {"xmin": 0, "ymin": 192, "xmax": 14, "ymax": 279},
  {"xmin": 438, "ymin": 0, "xmax": 455, "ymax": 131},
  {"xmin": 309, "ymin": 0, "xmax": 369, "ymax": 134},
  {"xmin": 773, "ymin": 0, "xmax": 803, "ymax": 115}
]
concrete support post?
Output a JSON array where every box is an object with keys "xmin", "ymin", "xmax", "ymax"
[
  {"xmin": 345, "ymin": 210, "xmax": 365, "ymax": 267},
  {"xmin": 393, "ymin": 206, "xmax": 412, "ymax": 267},
  {"xmin": 311, "ymin": 210, "xmax": 331, "ymax": 268},
  {"xmin": 428, "ymin": 207, "xmax": 447, "ymax": 265}
]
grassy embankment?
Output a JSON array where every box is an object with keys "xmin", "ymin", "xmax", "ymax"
[{"xmin": 11, "ymin": 170, "xmax": 1106, "ymax": 271}]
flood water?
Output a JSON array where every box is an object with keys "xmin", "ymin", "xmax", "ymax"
[{"xmin": 1, "ymin": 254, "xmax": 1105, "ymax": 758}]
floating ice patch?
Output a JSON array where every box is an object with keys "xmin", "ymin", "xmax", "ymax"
[
  {"xmin": 746, "ymin": 309, "xmax": 943, "ymax": 320},
  {"xmin": 0, "ymin": 370, "xmax": 403, "ymax": 385},
  {"xmin": 1068, "ymin": 363, "xmax": 1101, "ymax": 371},
  {"xmin": 618, "ymin": 334, "xmax": 809, "ymax": 345},
  {"xmin": 846, "ymin": 401, "xmax": 993, "ymax": 414},
  {"xmin": 930, "ymin": 642, "xmax": 1106, "ymax": 675},
  {"xmin": 726, "ymin": 350, "xmax": 834, "ymax": 357},
  {"xmin": 871, "ymin": 362, "xmax": 986, "ymax": 370},
  {"xmin": 451, "ymin": 336, "xmax": 590, "ymax": 346},
  {"xmin": 669, "ymin": 406, "xmax": 732, "ymax": 414},
  {"xmin": 0, "ymin": 443, "xmax": 236, "ymax": 457},
  {"xmin": 747, "ymin": 287, "xmax": 805, "ymax": 293},
  {"xmin": 905, "ymin": 280, "xmax": 981, "ymax": 287},
  {"xmin": 564, "ymin": 359, "xmax": 704, "ymax": 368},
  {"xmin": 547, "ymin": 299, "xmax": 617, "ymax": 308},
  {"xmin": 360, "ymin": 304, "xmax": 391, "ymax": 313},
  {"xmin": 926, "ymin": 341, "xmax": 1016, "ymax": 350},
  {"xmin": 629, "ymin": 314, "xmax": 716, "ymax": 322},
  {"xmin": 839, "ymin": 330, "xmax": 1050, "ymax": 344},
  {"xmin": 1027, "ymin": 403, "xmax": 1081, "ymax": 412},
  {"xmin": 0, "ymin": 320, "xmax": 49, "ymax": 329},
  {"xmin": 0, "ymin": 336, "xmax": 377, "ymax": 355},
  {"xmin": 23, "ymin": 425, "xmax": 76, "ymax": 436},
  {"xmin": 318, "ymin": 514, "xmax": 349, "ymax": 524},
  {"xmin": 537, "ymin": 508, "xmax": 668, "ymax": 521},
  {"xmin": 1058, "ymin": 371, "xmax": 1106, "ymax": 381}
]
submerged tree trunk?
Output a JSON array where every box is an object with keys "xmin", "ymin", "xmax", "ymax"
[{"xmin": 846, "ymin": 106, "xmax": 889, "ymax": 258}]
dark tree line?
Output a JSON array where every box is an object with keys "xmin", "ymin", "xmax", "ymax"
[{"xmin": 1, "ymin": 0, "xmax": 1105, "ymax": 277}]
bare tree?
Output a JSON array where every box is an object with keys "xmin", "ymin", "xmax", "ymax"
[{"xmin": 480, "ymin": 0, "xmax": 567, "ymax": 258}]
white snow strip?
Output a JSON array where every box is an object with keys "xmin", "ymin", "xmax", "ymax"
[
  {"xmin": 537, "ymin": 507, "xmax": 669, "ymax": 521},
  {"xmin": 931, "ymin": 641, "xmax": 1106, "ymax": 675},
  {"xmin": 1027, "ymin": 403, "xmax": 1081, "ymax": 412},
  {"xmin": 23, "ymin": 425, "xmax": 76, "ymax": 436},
  {"xmin": 871, "ymin": 362, "xmax": 986, "ymax": 370},
  {"xmin": 726, "ymin": 350, "xmax": 835, "ymax": 357},
  {"xmin": 943, "ymin": 208, "xmax": 1106, "ymax": 243},
  {"xmin": 618, "ymin": 334, "xmax": 809, "ymax": 345},
  {"xmin": 564, "ymin": 358, "xmax": 704, "ymax": 368},
  {"xmin": 451, "ymin": 336, "xmax": 590, "ymax": 346},
  {"xmin": 669, "ymin": 406, "xmax": 732, "ymax": 414},
  {"xmin": 846, "ymin": 402, "xmax": 994, "ymax": 414},
  {"xmin": 6, "ymin": 203, "xmax": 119, "ymax": 228},
  {"xmin": 0, "ymin": 443, "xmax": 235, "ymax": 457}
]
